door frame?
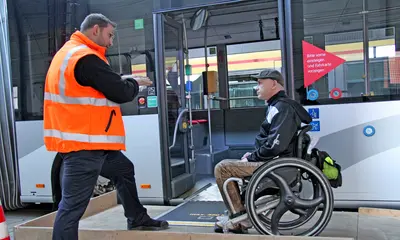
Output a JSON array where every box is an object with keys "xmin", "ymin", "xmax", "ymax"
[
  {"xmin": 153, "ymin": 13, "xmax": 188, "ymax": 203},
  {"xmin": 153, "ymin": 0, "xmax": 290, "ymax": 203},
  {"xmin": 153, "ymin": 0, "xmax": 249, "ymax": 14}
]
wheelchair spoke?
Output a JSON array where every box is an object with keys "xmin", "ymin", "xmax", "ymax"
[
  {"xmin": 293, "ymin": 196, "xmax": 324, "ymax": 209},
  {"xmin": 290, "ymin": 208, "xmax": 308, "ymax": 216},
  {"xmin": 271, "ymin": 202, "xmax": 289, "ymax": 235},
  {"xmin": 262, "ymin": 209, "xmax": 273, "ymax": 219},
  {"xmin": 268, "ymin": 171, "xmax": 293, "ymax": 198}
]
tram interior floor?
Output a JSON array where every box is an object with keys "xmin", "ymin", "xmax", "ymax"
[
  {"xmin": 177, "ymin": 174, "xmax": 215, "ymax": 200},
  {"xmin": 78, "ymin": 185, "xmax": 400, "ymax": 240}
]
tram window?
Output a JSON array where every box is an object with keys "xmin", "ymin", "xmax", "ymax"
[
  {"xmin": 186, "ymin": 47, "xmax": 220, "ymax": 110},
  {"xmin": 7, "ymin": 0, "xmax": 54, "ymax": 121},
  {"xmin": 294, "ymin": 0, "xmax": 400, "ymax": 105},
  {"xmin": 366, "ymin": 6, "xmax": 400, "ymax": 98},
  {"xmin": 226, "ymin": 41, "xmax": 282, "ymax": 108},
  {"xmin": 131, "ymin": 54, "xmax": 147, "ymax": 77},
  {"xmin": 8, "ymin": 31, "xmax": 47, "ymax": 121}
]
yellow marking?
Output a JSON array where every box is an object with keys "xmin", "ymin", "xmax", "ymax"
[{"xmin": 165, "ymin": 221, "xmax": 215, "ymax": 227}]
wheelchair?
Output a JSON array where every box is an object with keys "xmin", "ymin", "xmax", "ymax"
[{"xmin": 221, "ymin": 124, "xmax": 335, "ymax": 236}]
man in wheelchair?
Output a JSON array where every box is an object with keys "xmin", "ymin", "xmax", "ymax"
[{"xmin": 214, "ymin": 69, "xmax": 314, "ymax": 234}]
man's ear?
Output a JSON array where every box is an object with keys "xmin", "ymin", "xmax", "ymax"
[
  {"xmin": 93, "ymin": 25, "xmax": 100, "ymax": 36},
  {"xmin": 272, "ymin": 80, "xmax": 277, "ymax": 89}
]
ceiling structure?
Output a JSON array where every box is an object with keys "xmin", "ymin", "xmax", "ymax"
[
  {"xmin": 158, "ymin": 0, "xmax": 399, "ymax": 51},
  {"xmin": 6, "ymin": 0, "xmax": 400, "ymax": 85},
  {"xmin": 166, "ymin": 0, "xmax": 279, "ymax": 49}
]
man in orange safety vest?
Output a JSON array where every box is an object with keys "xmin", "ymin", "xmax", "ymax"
[{"xmin": 43, "ymin": 13, "xmax": 169, "ymax": 240}]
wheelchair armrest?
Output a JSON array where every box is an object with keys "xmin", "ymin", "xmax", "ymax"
[
  {"xmin": 296, "ymin": 125, "xmax": 312, "ymax": 159},
  {"xmin": 300, "ymin": 125, "xmax": 312, "ymax": 132}
]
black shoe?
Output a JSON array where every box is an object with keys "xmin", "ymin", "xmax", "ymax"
[{"xmin": 128, "ymin": 218, "xmax": 169, "ymax": 231}]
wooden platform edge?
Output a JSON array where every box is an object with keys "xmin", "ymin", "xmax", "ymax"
[
  {"xmin": 13, "ymin": 228, "xmax": 355, "ymax": 240},
  {"xmin": 13, "ymin": 190, "xmax": 118, "ymax": 230},
  {"xmin": 13, "ymin": 190, "xmax": 355, "ymax": 240},
  {"xmin": 358, "ymin": 207, "xmax": 400, "ymax": 218}
]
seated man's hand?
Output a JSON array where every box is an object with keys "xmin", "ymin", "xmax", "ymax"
[
  {"xmin": 242, "ymin": 152, "xmax": 251, "ymax": 160},
  {"xmin": 240, "ymin": 158, "xmax": 248, "ymax": 162}
]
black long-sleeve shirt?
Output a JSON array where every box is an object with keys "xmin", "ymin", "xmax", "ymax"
[
  {"xmin": 246, "ymin": 91, "xmax": 312, "ymax": 162},
  {"xmin": 74, "ymin": 54, "xmax": 139, "ymax": 104}
]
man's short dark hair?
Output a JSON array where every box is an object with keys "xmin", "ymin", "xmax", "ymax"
[{"xmin": 80, "ymin": 13, "xmax": 117, "ymax": 32}]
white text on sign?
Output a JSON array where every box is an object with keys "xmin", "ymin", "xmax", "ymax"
[{"xmin": 306, "ymin": 53, "xmax": 333, "ymax": 74}]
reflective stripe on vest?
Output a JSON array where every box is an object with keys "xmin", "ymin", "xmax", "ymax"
[
  {"xmin": 44, "ymin": 92, "xmax": 119, "ymax": 107},
  {"xmin": 44, "ymin": 129, "xmax": 124, "ymax": 144},
  {"xmin": 48, "ymin": 44, "xmax": 118, "ymax": 107},
  {"xmin": 59, "ymin": 44, "xmax": 87, "ymax": 96}
]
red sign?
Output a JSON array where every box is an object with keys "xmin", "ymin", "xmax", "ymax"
[
  {"xmin": 330, "ymin": 88, "xmax": 342, "ymax": 99},
  {"xmin": 302, "ymin": 41, "xmax": 346, "ymax": 87}
]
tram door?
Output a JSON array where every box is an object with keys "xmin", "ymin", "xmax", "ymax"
[{"xmin": 154, "ymin": 14, "xmax": 195, "ymax": 200}]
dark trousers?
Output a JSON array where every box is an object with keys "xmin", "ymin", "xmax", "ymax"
[{"xmin": 52, "ymin": 150, "xmax": 149, "ymax": 240}]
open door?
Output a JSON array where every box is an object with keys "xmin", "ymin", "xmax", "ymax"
[{"xmin": 154, "ymin": 13, "xmax": 195, "ymax": 202}]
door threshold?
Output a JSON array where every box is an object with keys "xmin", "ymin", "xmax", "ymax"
[{"xmin": 169, "ymin": 182, "xmax": 213, "ymax": 206}]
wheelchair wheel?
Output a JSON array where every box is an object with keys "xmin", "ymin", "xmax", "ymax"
[
  {"xmin": 245, "ymin": 157, "xmax": 334, "ymax": 236},
  {"xmin": 257, "ymin": 178, "xmax": 320, "ymax": 231}
]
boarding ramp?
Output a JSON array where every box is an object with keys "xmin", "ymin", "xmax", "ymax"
[{"xmin": 156, "ymin": 184, "xmax": 225, "ymax": 227}]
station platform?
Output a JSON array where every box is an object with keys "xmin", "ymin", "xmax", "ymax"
[{"xmin": 13, "ymin": 187, "xmax": 400, "ymax": 240}]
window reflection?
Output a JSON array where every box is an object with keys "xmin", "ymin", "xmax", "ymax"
[
  {"xmin": 297, "ymin": 0, "xmax": 400, "ymax": 104},
  {"xmin": 227, "ymin": 40, "xmax": 282, "ymax": 108}
]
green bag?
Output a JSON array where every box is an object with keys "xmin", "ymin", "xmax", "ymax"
[{"xmin": 311, "ymin": 148, "xmax": 342, "ymax": 188}]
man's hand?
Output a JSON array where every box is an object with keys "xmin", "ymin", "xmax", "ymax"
[
  {"xmin": 134, "ymin": 76, "xmax": 153, "ymax": 86},
  {"xmin": 121, "ymin": 75, "xmax": 153, "ymax": 86},
  {"xmin": 240, "ymin": 158, "xmax": 248, "ymax": 162},
  {"xmin": 241, "ymin": 152, "xmax": 251, "ymax": 160}
]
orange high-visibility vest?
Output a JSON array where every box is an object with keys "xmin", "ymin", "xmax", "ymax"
[{"xmin": 43, "ymin": 31, "xmax": 126, "ymax": 153}]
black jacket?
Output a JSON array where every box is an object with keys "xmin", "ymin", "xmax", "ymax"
[
  {"xmin": 73, "ymin": 54, "xmax": 139, "ymax": 104},
  {"xmin": 247, "ymin": 91, "xmax": 312, "ymax": 162}
]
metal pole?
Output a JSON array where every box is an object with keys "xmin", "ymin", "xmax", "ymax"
[
  {"xmin": 207, "ymin": 97, "xmax": 213, "ymax": 154},
  {"xmin": 188, "ymin": 89, "xmax": 195, "ymax": 163},
  {"xmin": 177, "ymin": 21, "xmax": 190, "ymax": 175},
  {"xmin": 182, "ymin": 16, "xmax": 195, "ymax": 165},
  {"xmin": 362, "ymin": 0, "xmax": 370, "ymax": 95},
  {"xmin": 284, "ymin": 0, "xmax": 295, "ymax": 100},
  {"xmin": 204, "ymin": 18, "xmax": 213, "ymax": 155},
  {"xmin": 277, "ymin": 0, "xmax": 288, "ymax": 91}
]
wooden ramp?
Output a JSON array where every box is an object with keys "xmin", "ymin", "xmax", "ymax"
[{"xmin": 13, "ymin": 190, "xmax": 400, "ymax": 240}]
